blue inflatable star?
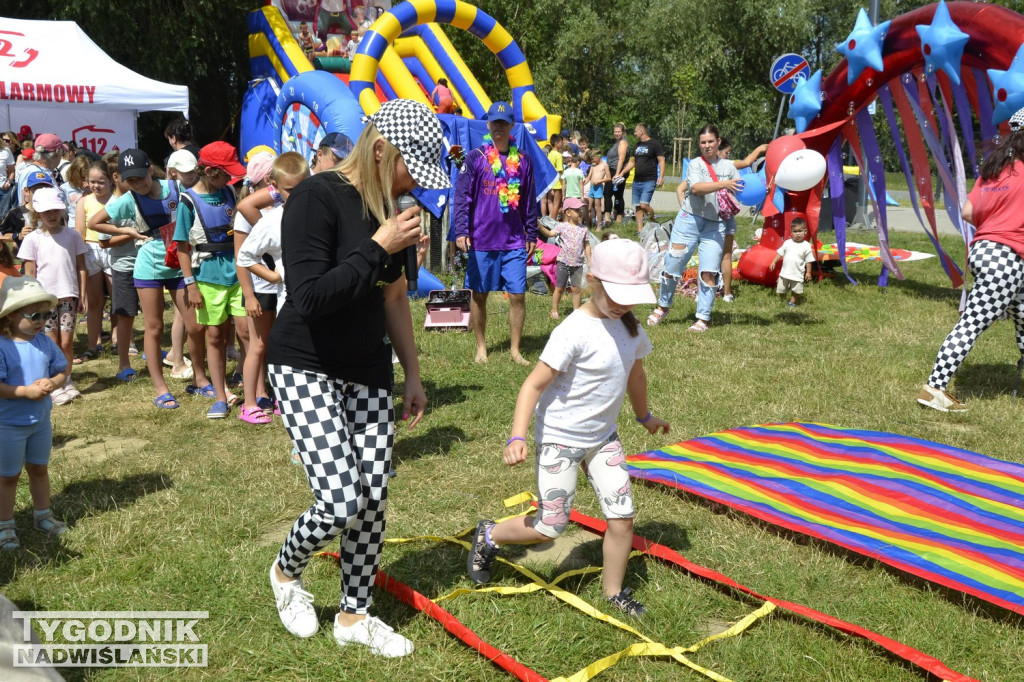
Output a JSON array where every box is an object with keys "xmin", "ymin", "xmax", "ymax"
[
  {"xmin": 988, "ymin": 43, "xmax": 1024, "ymax": 125},
  {"xmin": 836, "ymin": 8, "xmax": 892, "ymax": 84},
  {"xmin": 916, "ymin": 1, "xmax": 970, "ymax": 85},
  {"xmin": 789, "ymin": 69, "xmax": 823, "ymax": 133}
]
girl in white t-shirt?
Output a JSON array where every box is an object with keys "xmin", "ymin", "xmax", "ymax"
[
  {"xmin": 466, "ymin": 239, "xmax": 670, "ymax": 617},
  {"xmin": 16, "ymin": 188, "xmax": 87, "ymax": 404},
  {"xmin": 235, "ymin": 153, "xmax": 307, "ymax": 424}
]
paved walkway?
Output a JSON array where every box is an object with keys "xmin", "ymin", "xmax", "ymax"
[{"xmin": 634, "ymin": 190, "xmax": 961, "ymax": 237}]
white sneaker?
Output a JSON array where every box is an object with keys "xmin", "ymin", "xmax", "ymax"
[
  {"xmin": 917, "ymin": 385, "xmax": 967, "ymax": 413},
  {"xmin": 269, "ymin": 563, "xmax": 319, "ymax": 638},
  {"xmin": 63, "ymin": 383, "xmax": 82, "ymax": 400},
  {"xmin": 723, "ymin": 294, "xmax": 735, "ymax": 303},
  {"xmin": 333, "ymin": 615, "xmax": 414, "ymax": 657},
  {"xmin": 51, "ymin": 388, "xmax": 72, "ymax": 406}
]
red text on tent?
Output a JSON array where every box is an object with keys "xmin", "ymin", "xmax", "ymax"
[{"xmin": 0, "ymin": 82, "xmax": 96, "ymax": 104}]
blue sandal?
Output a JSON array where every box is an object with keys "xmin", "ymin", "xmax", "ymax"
[
  {"xmin": 115, "ymin": 368, "xmax": 137, "ymax": 382},
  {"xmin": 206, "ymin": 400, "xmax": 229, "ymax": 419},
  {"xmin": 153, "ymin": 393, "xmax": 179, "ymax": 409},
  {"xmin": 186, "ymin": 383, "xmax": 217, "ymax": 399}
]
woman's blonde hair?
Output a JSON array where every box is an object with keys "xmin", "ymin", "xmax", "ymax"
[{"xmin": 334, "ymin": 122, "xmax": 401, "ymax": 224}]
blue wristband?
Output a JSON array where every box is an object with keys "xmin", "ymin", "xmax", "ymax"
[
  {"xmin": 636, "ymin": 412, "xmax": 653, "ymax": 424},
  {"xmin": 506, "ymin": 436, "xmax": 525, "ymax": 446}
]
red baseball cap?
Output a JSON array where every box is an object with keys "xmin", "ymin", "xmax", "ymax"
[
  {"xmin": 17, "ymin": 125, "xmax": 33, "ymax": 141},
  {"xmin": 198, "ymin": 141, "xmax": 247, "ymax": 181},
  {"xmin": 34, "ymin": 133, "xmax": 62, "ymax": 152}
]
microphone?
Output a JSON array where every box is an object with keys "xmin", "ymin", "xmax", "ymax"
[{"xmin": 395, "ymin": 193, "xmax": 420, "ymax": 292}]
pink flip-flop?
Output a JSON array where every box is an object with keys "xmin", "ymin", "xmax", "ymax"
[{"xmin": 238, "ymin": 406, "xmax": 272, "ymax": 425}]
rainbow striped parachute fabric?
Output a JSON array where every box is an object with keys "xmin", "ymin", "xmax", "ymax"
[{"xmin": 627, "ymin": 423, "xmax": 1024, "ymax": 615}]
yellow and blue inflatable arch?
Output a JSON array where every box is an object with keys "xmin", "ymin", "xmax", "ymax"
[{"xmin": 350, "ymin": 0, "xmax": 560, "ymax": 141}]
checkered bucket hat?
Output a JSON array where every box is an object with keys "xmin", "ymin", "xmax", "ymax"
[
  {"xmin": 366, "ymin": 99, "xmax": 450, "ymax": 190},
  {"xmin": 1010, "ymin": 107, "xmax": 1024, "ymax": 132}
]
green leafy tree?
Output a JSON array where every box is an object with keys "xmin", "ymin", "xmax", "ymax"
[{"xmin": 4, "ymin": 0, "xmax": 253, "ymax": 152}]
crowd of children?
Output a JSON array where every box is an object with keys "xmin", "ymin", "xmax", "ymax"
[{"xmin": 0, "ymin": 127, "xmax": 306, "ymax": 425}]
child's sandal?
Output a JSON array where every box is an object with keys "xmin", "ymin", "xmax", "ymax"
[
  {"xmin": 646, "ymin": 308, "xmax": 666, "ymax": 327},
  {"xmin": 33, "ymin": 511, "xmax": 67, "ymax": 537},
  {"xmin": 0, "ymin": 520, "xmax": 19, "ymax": 550},
  {"xmin": 687, "ymin": 319, "xmax": 709, "ymax": 333}
]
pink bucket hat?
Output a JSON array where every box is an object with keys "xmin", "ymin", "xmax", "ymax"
[{"xmin": 588, "ymin": 239, "xmax": 656, "ymax": 306}]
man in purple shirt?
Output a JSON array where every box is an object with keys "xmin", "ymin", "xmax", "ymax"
[{"xmin": 453, "ymin": 101, "xmax": 538, "ymax": 366}]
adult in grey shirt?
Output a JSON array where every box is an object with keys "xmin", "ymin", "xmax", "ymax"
[{"xmin": 647, "ymin": 124, "xmax": 740, "ymax": 332}]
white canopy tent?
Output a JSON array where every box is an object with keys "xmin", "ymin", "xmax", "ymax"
[{"xmin": 0, "ymin": 17, "xmax": 189, "ymax": 152}]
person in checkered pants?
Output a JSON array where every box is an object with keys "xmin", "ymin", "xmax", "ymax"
[
  {"xmin": 265, "ymin": 100, "xmax": 449, "ymax": 656},
  {"xmin": 919, "ymin": 106, "xmax": 1024, "ymax": 413}
]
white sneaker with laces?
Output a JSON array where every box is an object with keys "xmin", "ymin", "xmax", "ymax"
[
  {"xmin": 333, "ymin": 615, "xmax": 414, "ymax": 657},
  {"xmin": 51, "ymin": 387, "xmax": 72, "ymax": 406},
  {"xmin": 269, "ymin": 563, "xmax": 319, "ymax": 638},
  {"xmin": 63, "ymin": 383, "xmax": 82, "ymax": 400}
]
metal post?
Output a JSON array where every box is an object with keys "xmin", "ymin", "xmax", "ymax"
[{"xmin": 771, "ymin": 93, "xmax": 787, "ymax": 140}]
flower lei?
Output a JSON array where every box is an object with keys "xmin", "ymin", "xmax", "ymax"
[{"xmin": 483, "ymin": 134, "xmax": 520, "ymax": 213}]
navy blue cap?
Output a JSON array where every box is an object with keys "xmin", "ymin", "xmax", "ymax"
[{"xmin": 486, "ymin": 101, "xmax": 514, "ymax": 124}]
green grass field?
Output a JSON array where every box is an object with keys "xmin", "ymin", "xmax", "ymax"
[{"xmin": 1, "ymin": 223, "xmax": 1021, "ymax": 681}]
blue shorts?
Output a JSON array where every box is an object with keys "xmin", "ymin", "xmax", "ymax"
[
  {"xmin": 134, "ymin": 277, "xmax": 186, "ymax": 290},
  {"xmin": 464, "ymin": 249, "xmax": 528, "ymax": 294},
  {"xmin": 0, "ymin": 421, "xmax": 53, "ymax": 477},
  {"xmin": 588, "ymin": 184, "xmax": 604, "ymax": 199},
  {"xmin": 632, "ymin": 180, "xmax": 657, "ymax": 206}
]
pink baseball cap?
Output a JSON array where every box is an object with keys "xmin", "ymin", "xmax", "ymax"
[
  {"xmin": 35, "ymin": 133, "xmax": 62, "ymax": 153},
  {"xmin": 563, "ymin": 197, "xmax": 584, "ymax": 210},
  {"xmin": 245, "ymin": 151, "xmax": 277, "ymax": 186},
  {"xmin": 588, "ymin": 239, "xmax": 656, "ymax": 306},
  {"xmin": 31, "ymin": 187, "xmax": 66, "ymax": 213}
]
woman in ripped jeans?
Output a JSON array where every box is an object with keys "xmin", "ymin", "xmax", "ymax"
[{"xmin": 646, "ymin": 124, "xmax": 741, "ymax": 332}]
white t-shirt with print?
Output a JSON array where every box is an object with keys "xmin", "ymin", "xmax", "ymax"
[
  {"xmin": 777, "ymin": 238, "xmax": 815, "ymax": 281},
  {"xmin": 536, "ymin": 309, "xmax": 653, "ymax": 448}
]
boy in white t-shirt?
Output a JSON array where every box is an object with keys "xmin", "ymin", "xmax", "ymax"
[{"xmin": 769, "ymin": 218, "xmax": 815, "ymax": 307}]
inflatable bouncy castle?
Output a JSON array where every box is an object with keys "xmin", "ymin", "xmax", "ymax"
[{"xmin": 242, "ymin": 0, "xmax": 560, "ymax": 160}]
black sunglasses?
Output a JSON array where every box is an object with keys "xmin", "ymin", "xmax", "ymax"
[{"xmin": 20, "ymin": 310, "xmax": 51, "ymax": 322}]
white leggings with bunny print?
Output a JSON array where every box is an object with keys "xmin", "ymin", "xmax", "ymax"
[{"xmin": 533, "ymin": 433, "xmax": 634, "ymax": 538}]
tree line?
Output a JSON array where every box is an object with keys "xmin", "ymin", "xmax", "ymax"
[{"xmin": 5, "ymin": 0, "xmax": 1020, "ymax": 165}]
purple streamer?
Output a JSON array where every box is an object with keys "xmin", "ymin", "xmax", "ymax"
[
  {"xmin": 855, "ymin": 108, "xmax": 902, "ymax": 281},
  {"xmin": 826, "ymin": 137, "xmax": 855, "ymax": 284},
  {"xmin": 879, "ymin": 83, "xmax": 961, "ymax": 282},
  {"xmin": 974, "ymin": 68, "xmax": 997, "ymax": 144},
  {"xmin": 949, "ymin": 78, "xmax": 978, "ymax": 176},
  {"xmin": 926, "ymin": 75, "xmax": 969, "ymax": 238},
  {"xmin": 926, "ymin": 75, "xmax": 955, "ymax": 168}
]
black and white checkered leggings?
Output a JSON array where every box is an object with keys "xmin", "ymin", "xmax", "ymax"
[
  {"xmin": 267, "ymin": 364, "xmax": 394, "ymax": 615},
  {"xmin": 928, "ymin": 240, "xmax": 1024, "ymax": 390}
]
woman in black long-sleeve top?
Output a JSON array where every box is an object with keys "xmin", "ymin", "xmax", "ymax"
[{"xmin": 265, "ymin": 100, "xmax": 449, "ymax": 657}]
